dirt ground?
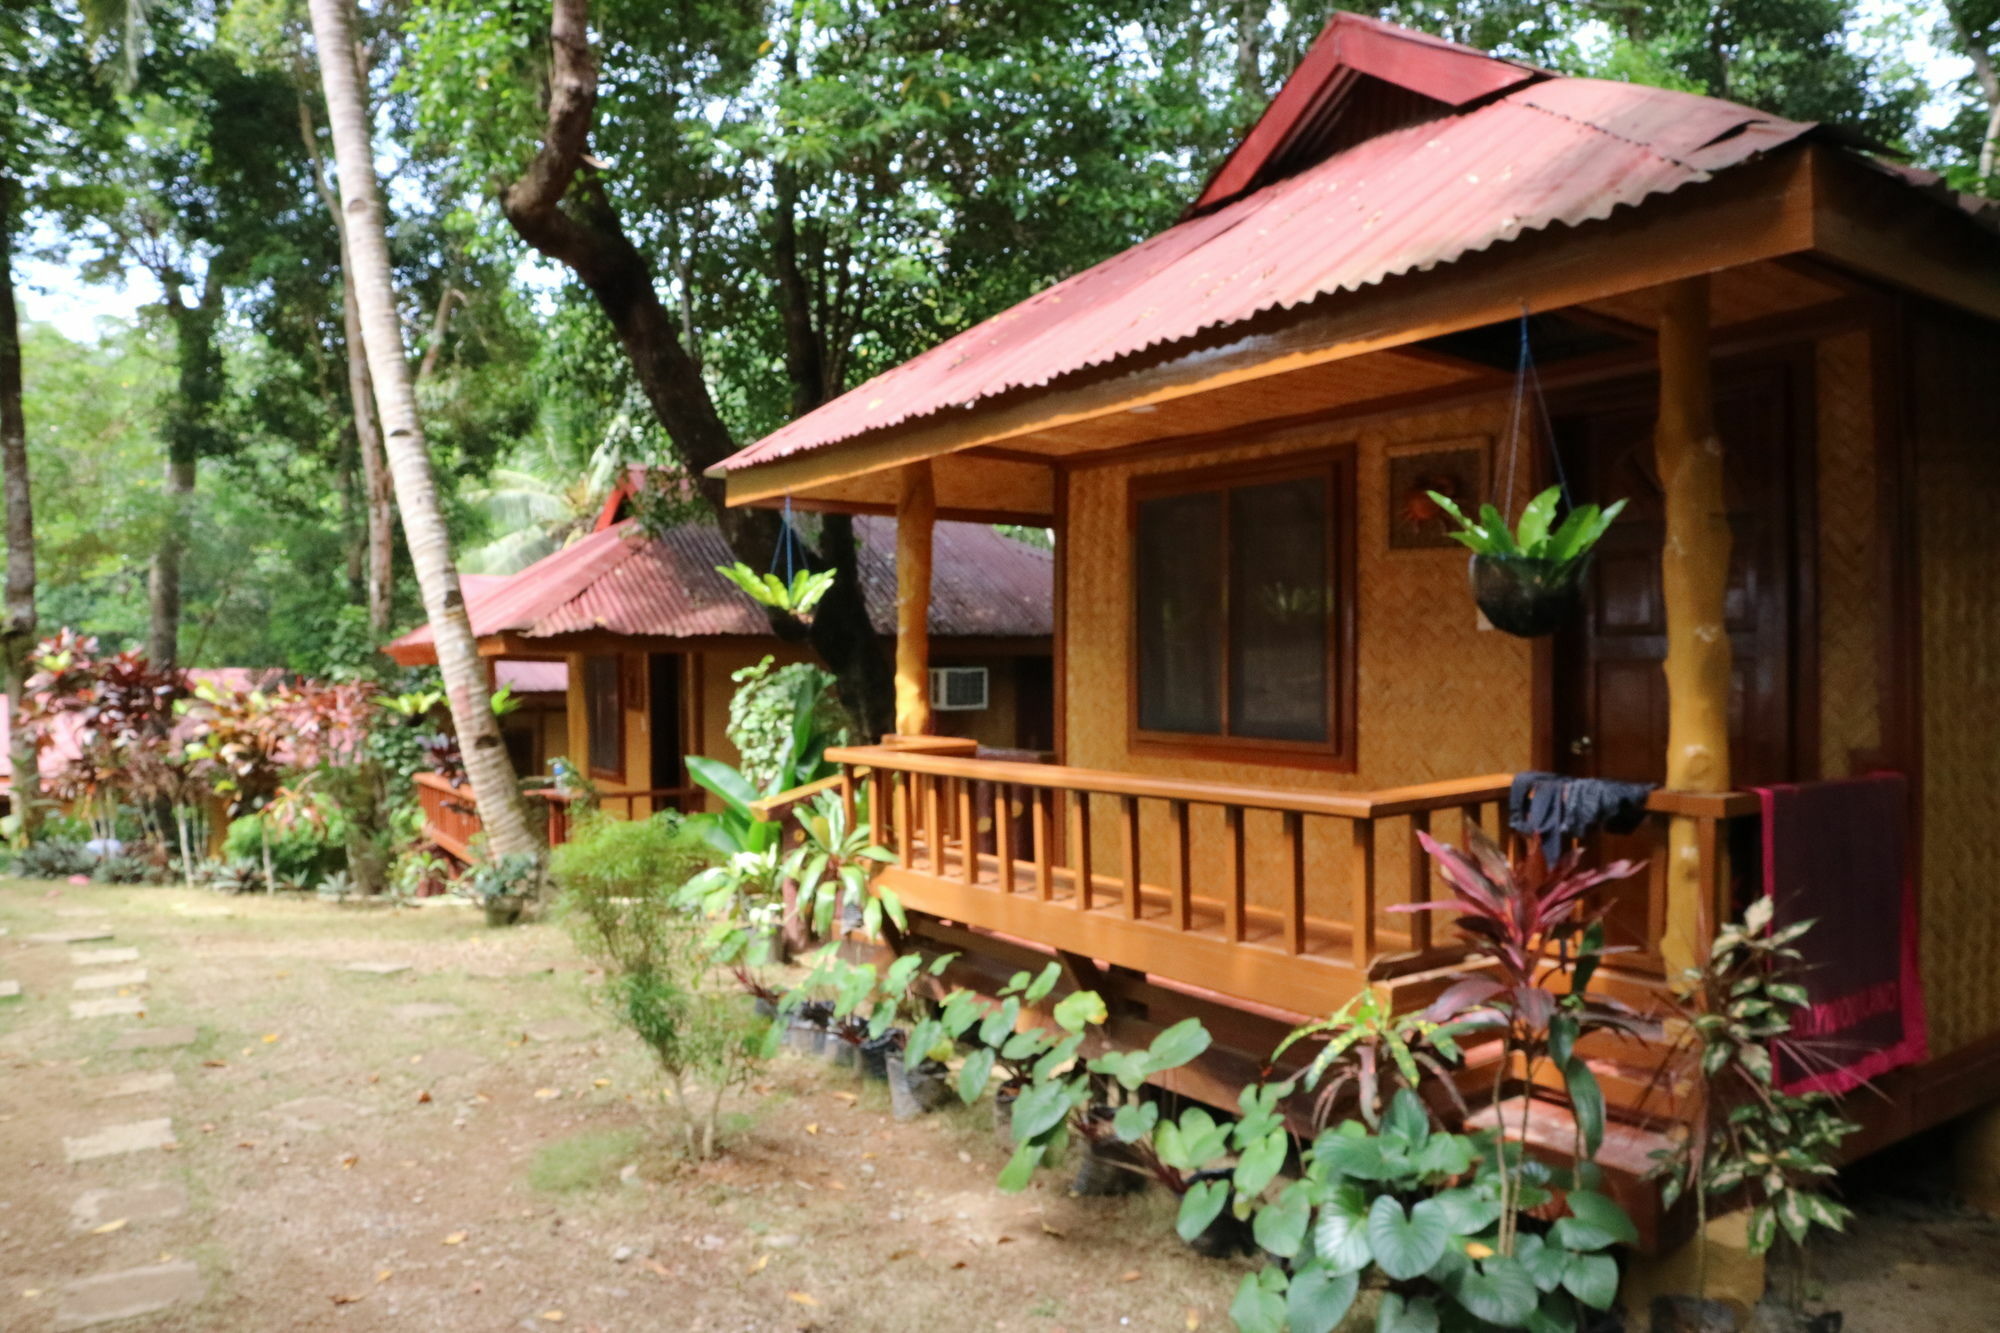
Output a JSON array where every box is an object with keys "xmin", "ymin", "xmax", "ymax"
[
  {"xmin": 0, "ymin": 880, "xmax": 1250, "ymax": 1332},
  {"xmin": 3, "ymin": 880, "xmax": 1999, "ymax": 1333}
]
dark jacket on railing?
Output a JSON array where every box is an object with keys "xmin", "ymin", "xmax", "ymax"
[{"xmin": 1507, "ymin": 771, "xmax": 1656, "ymax": 863}]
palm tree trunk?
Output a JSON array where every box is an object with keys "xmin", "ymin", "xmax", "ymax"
[
  {"xmin": 299, "ymin": 93, "xmax": 394, "ymax": 637},
  {"xmin": 305, "ymin": 0, "xmax": 537, "ymax": 858},
  {"xmin": 0, "ymin": 175, "xmax": 41, "ymax": 837}
]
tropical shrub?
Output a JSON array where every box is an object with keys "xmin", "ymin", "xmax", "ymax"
[
  {"xmin": 1226, "ymin": 1088, "xmax": 1632, "ymax": 1333},
  {"xmin": 717, "ymin": 654, "xmax": 851, "ymax": 796},
  {"xmin": 223, "ymin": 812, "xmax": 345, "ymax": 888},
  {"xmin": 13, "ymin": 837, "xmax": 95, "ymax": 879},
  {"xmin": 556, "ymin": 812, "xmax": 760, "ymax": 1159},
  {"xmin": 1649, "ymin": 899, "xmax": 1857, "ymax": 1260}
]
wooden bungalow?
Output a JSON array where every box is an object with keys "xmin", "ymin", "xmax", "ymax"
[
  {"xmin": 710, "ymin": 14, "xmax": 2000, "ymax": 1258},
  {"xmin": 386, "ymin": 489, "xmax": 1054, "ymax": 858}
]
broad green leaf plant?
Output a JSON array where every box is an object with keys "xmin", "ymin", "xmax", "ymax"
[
  {"xmin": 715, "ymin": 561, "xmax": 838, "ymax": 617},
  {"xmin": 1426, "ymin": 485, "xmax": 1626, "ymax": 567}
]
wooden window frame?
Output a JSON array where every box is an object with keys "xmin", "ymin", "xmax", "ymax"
[
  {"xmin": 584, "ymin": 653, "xmax": 625, "ymax": 781},
  {"xmin": 1127, "ymin": 446, "xmax": 1357, "ymax": 771}
]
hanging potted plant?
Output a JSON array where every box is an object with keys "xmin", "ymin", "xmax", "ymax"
[{"xmin": 1427, "ymin": 485, "xmax": 1625, "ymax": 638}]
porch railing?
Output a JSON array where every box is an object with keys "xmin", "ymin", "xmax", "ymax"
[
  {"xmin": 414, "ymin": 771, "xmax": 698, "ymax": 858},
  {"xmin": 824, "ymin": 741, "xmax": 1759, "ymax": 1020}
]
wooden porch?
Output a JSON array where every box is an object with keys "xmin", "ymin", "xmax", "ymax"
[
  {"xmin": 830, "ymin": 738, "xmax": 1754, "ymax": 1041},
  {"xmin": 413, "ymin": 770, "xmax": 699, "ymax": 861}
]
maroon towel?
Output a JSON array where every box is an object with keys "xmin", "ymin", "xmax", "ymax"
[{"xmin": 1753, "ymin": 773, "xmax": 1926, "ymax": 1096}]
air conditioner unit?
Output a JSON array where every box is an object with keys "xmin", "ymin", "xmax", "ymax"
[{"xmin": 929, "ymin": 666, "xmax": 990, "ymax": 711}]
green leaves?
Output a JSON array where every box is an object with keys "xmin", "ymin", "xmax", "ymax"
[
  {"xmin": 1051, "ymin": 988, "xmax": 1106, "ymax": 1033},
  {"xmin": 1428, "ymin": 484, "xmax": 1626, "ymax": 565},
  {"xmin": 1561, "ymin": 1252, "xmax": 1619, "ymax": 1310},
  {"xmin": 1375, "ymin": 1292, "xmax": 1441, "ymax": 1333},
  {"xmin": 1366, "ymin": 1196, "xmax": 1451, "ymax": 1281},
  {"xmin": 1285, "ymin": 1264, "xmax": 1360, "ymax": 1333},
  {"xmin": 1553, "ymin": 1190, "xmax": 1638, "ymax": 1250},
  {"xmin": 1441, "ymin": 1254, "xmax": 1539, "ymax": 1327},
  {"xmin": 1233, "ymin": 1128, "xmax": 1289, "ymax": 1199},
  {"xmin": 1229, "ymin": 1269, "xmax": 1288, "ymax": 1333},
  {"xmin": 956, "ymin": 1045, "xmax": 996, "ymax": 1103},
  {"xmin": 714, "ymin": 562, "xmax": 837, "ymax": 616},
  {"xmin": 1252, "ymin": 1181, "xmax": 1313, "ymax": 1258},
  {"xmin": 1008, "ymin": 1079, "xmax": 1074, "ymax": 1144},
  {"xmin": 1175, "ymin": 1177, "xmax": 1231, "ymax": 1242},
  {"xmin": 1312, "ymin": 1183, "xmax": 1375, "ymax": 1274}
]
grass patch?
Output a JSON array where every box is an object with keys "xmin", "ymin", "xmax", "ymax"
[{"xmin": 527, "ymin": 1127, "xmax": 645, "ymax": 1194}]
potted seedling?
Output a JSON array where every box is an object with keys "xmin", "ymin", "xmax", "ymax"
[
  {"xmin": 463, "ymin": 851, "xmax": 541, "ymax": 927},
  {"xmin": 1427, "ymin": 485, "xmax": 1626, "ymax": 637}
]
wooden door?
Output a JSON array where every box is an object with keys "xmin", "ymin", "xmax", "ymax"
[{"xmin": 1551, "ymin": 362, "xmax": 1807, "ymax": 947}]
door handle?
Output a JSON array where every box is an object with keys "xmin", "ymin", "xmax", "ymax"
[{"xmin": 1569, "ymin": 735, "xmax": 1594, "ymax": 756}]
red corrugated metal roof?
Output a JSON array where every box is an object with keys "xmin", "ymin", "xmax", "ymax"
[
  {"xmin": 715, "ymin": 17, "xmax": 1830, "ymax": 475},
  {"xmin": 386, "ymin": 517, "xmax": 1051, "ymax": 661}
]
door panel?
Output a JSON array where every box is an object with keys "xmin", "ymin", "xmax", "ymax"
[{"xmin": 1552, "ymin": 363, "xmax": 1805, "ymax": 949}]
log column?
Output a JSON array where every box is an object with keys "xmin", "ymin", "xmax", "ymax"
[
  {"xmin": 1654, "ymin": 277, "xmax": 1733, "ymax": 977},
  {"xmin": 894, "ymin": 461, "xmax": 937, "ymax": 737}
]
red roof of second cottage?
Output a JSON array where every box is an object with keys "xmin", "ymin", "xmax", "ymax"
[
  {"xmin": 384, "ymin": 516, "xmax": 1051, "ymax": 663},
  {"xmin": 711, "ymin": 13, "xmax": 1869, "ymax": 474}
]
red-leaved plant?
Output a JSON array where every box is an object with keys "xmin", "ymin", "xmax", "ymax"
[{"xmin": 1395, "ymin": 826, "xmax": 1656, "ymax": 1252}]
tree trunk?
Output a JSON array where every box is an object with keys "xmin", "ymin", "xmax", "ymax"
[
  {"xmin": 150, "ymin": 270, "xmax": 222, "ymax": 670},
  {"xmin": 306, "ymin": 0, "xmax": 537, "ymax": 858},
  {"xmin": 300, "ymin": 93, "xmax": 395, "ymax": 637},
  {"xmin": 1947, "ymin": 3, "xmax": 2000, "ymax": 182},
  {"xmin": 1234, "ymin": 0, "xmax": 1268, "ymax": 101},
  {"xmin": 1654, "ymin": 277, "xmax": 1731, "ymax": 978},
  {"xmin": 499, "ymin": 0, "xmax": 893, "ymax": 738},
  {"xmin": 0, "ymin": 176, "xmax": 40, "ymax": 837}
]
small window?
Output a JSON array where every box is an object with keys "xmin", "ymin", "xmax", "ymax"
[
  {"xmin": 930, "ymin": 666, "xmax": 991, "ymax": 711},
  {"xmin": 1132, "ymin": 452, "xmax": 1353, "ymax": 763},
  {"xmin": 584, "ymin": 655, "xmax": 623, "ymax": 778}
]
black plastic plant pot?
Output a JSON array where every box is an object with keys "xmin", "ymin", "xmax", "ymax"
[
  {"xmin": 1071, "ymin": 1107, "xmax": 1148, "ymax": 1197},
  {"xmin": 1181, "ymin": 1168, "xmax": 1257, "ymax": 1259},
  {"xmin": 859, "ymin": 1029, "xmax": 903, "ymax": 1082},
  {"xmin": 1469, "ymin": 553, "xmax": 1590, "ymax": 638},
  {"xmin": 783, "ymin": 1015, "xmax": 828, "ymax": 1058},
  {"xmin": 885, "ymin": 1053, "xmax": 955, "ymax": 1120}
]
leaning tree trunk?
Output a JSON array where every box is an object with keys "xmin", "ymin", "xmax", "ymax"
[
  {"xmin": 306, "ymin": 0, "xmax": 537, "ymax": 858},
  {"xmin": 499, "ymin": 0, "xmax": 893, "ymax": 739},
  {"xmin": 0, "ymin": 176, "xmax": 40, "ymax": 836}
]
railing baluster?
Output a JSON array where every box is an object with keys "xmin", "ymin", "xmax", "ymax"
[
  {"xmin": 1033, "ymin": 789, "xmax": 1054, "ymax": 901},
  {"xmin": 1350, "ymin": 819, "xmax": 1377, "ymax": 972},
  {"xmin": 995, "ymin": 784, "xmax": 1015, "ymax": 893},
  {"xmin": 1407, "ymin": 809, "xmax": 1432, "ymax": 952},
  {"xmin": 1120, "ymin": 795, "xmax": 1141, "ymax": 919},
  {"xmin": 1224, "ymin": 805, "xmax": 1246, "ymax": 942},
  {"xmin": 1282, "ymin": 811, "xmax": 1305, "ymax": 954},
  {"xmin": 925, "ymin": 774, "xmax": 944, "ymax": 876},
  {"xmin": 1170, "ymin": 800, "xmax": 1191, "ymax": 930},
  {"xmin": 868, "ymin": 769, "xmax": 889, "ymax": 849},
  {"xmin": 894, "ymin": 773, "xmax": 913, "ymax": 867},
  {"xmin": 840, "ymin": 770, "xmax": 855, "ymax": 833},
  {"xmin": 958, "ymin": 777, "xmax": 977, "ymax": 887},
  {"xmin": 1072, "ymin": 791, "xmax": 1093, "ymax": 911}
]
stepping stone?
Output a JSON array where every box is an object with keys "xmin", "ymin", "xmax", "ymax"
[
  {"xmin": 391, "ymin": 1002, "xmax": 461, "ymax": 1022},
  {"xmin": 342, "ymin": 961, "xmax": 411, "ymax": 975},
  {"xmin": 269, "ymin": 1095, "xmax": 363, "ymax": 1131},
  {"xmin": 70, "ymin": 1182, "xmax": 188, "ymax": 1231},
  {"xmin": 71, "ymin": 996, "xmax": 146, "ymax": 1020},
  {"xmin": 73, "ymin": 947, "xmax": 140, "ymax": 966},
  {"xmin": 96, "ymin": 1070, "xmax": 175, "ymax": 1100},
  {"xmin": 64, "ymin": 1117, "xmax": 175, "ymax": 1163},
  {"xmin": 0, "ymin": 979, "xmax": 20, "ymax": 1001},
  {"xmin": 523, "ymin": 1016, "xmax": 596, "ymax": 1043},
  {"xmin": 73, "ymin": 968, "xmax": 148, "ymax": 992},
  {"xmin": 28, "ymin": 929, "xmax": 113, "ymax": 944},
  {"xmin": 55, "ymin": 1261, "xmax": 201, "ymax": 1329},
  {"xmin": 110, "ymin": 1026, "xmax": 196, "ymax": 1051}
]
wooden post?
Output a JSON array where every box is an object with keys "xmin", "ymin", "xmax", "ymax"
[
  {"xmin": 1655, "ymin": 276, "xmax": 1733, "ymax": 978},
  {"xmin": 894, "ymin": 461, "xmax": 936, "ymax": 737}
]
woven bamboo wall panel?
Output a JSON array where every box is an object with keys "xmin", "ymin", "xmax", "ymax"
[
  {"xmin": 1814, "ymin": 331, "xmax": 1883, "ymax": 778},
  {"xmin": 1912, "ymin": 312, "xmax": 2000, "ymax": 1056},
  {"xmin": 1064, "ymin": 401, "xmax": 1535, "ymax": 913}
]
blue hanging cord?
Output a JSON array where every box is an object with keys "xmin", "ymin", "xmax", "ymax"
[
  {"xmin": 770, "ymin": 495, "xmax": 802, "ymax": 584},
  {"xmin": 1496, "ymin": 305, "xmax": 1574, "ymax": 517}
]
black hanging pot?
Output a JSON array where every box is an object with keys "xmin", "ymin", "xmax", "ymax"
[{"xmin": 1468, "ymin": 553, "xmax": 1590, "ymax": 638}]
